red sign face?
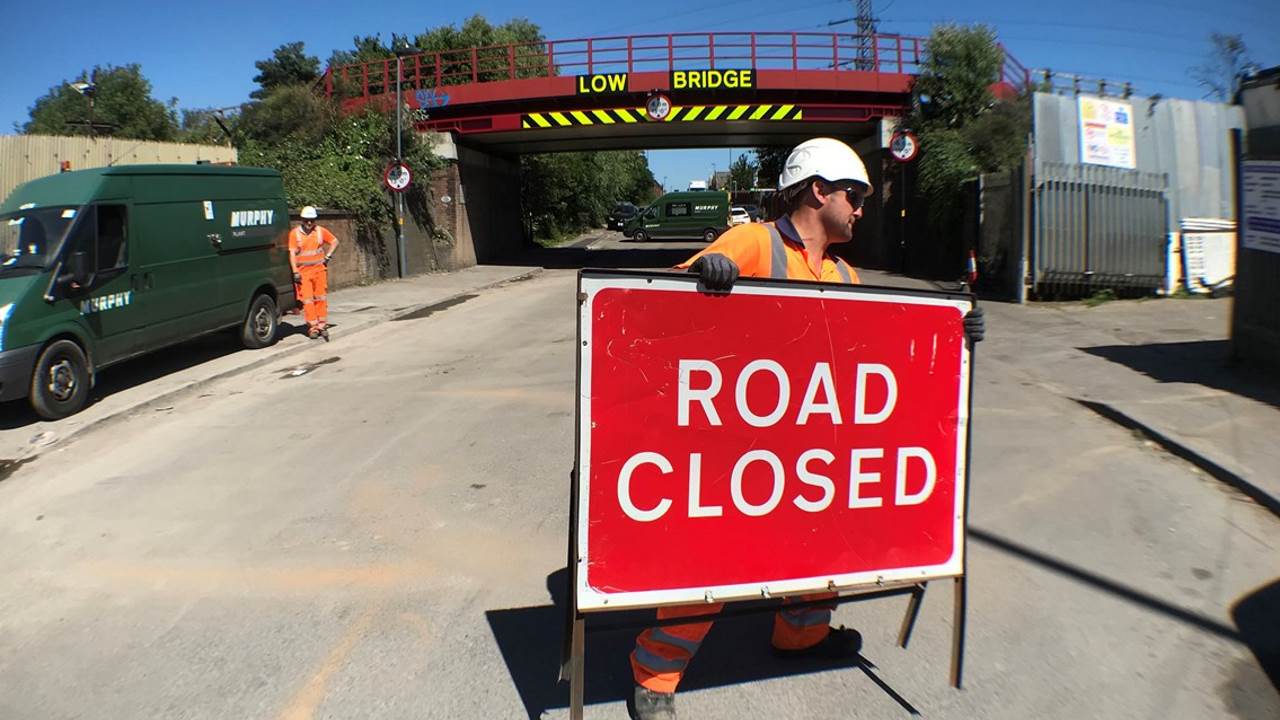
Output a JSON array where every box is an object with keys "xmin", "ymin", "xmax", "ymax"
[{"xmin": 575, "ymin": 274, "xmax": 972, "ymax": 610}]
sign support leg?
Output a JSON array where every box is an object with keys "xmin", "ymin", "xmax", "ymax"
[
  {"xmin": 569, "ymin": 616, "xmax": 586, "ymax": 720},
  {"xmin": 950, "ymin": 576, "xmax": 967, "ymax": 689},
  {"xmin": 897, "ymin": 582, "xmax": 927, "ymax": 648}
]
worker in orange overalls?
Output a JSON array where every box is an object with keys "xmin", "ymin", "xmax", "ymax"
[
  {"xmin": 626, "ymin": 138, "xmax": 985, "ymax": 720},
  {"xmin": 289, "ymin": 206, "xmax": 339, "ymax": 340}
]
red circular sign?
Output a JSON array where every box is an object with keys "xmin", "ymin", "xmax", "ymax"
[
  {"xmin": 384, "ymin": 162, "xmax": 412, "ymax": 192},
  {"xmin": 645, "ymin": 93, "xmax": 672, "ymax": 122},
  {"xmin": 889, "ymin": 131, "xmax": 919, "ymax": 163}
]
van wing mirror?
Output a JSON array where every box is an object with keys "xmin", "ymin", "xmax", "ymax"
[{"xmin": 68, "ymin": 251, "xmax": 91, "ymax": 285}]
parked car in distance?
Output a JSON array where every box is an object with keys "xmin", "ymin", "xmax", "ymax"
[
  {"xmin": 729, "ymin": 207, "xmax": 751, "ymax": 226},
  {"xmin": 742, "ymin": 204, "xmax": 762, "ymax": 222},
  {"xmin": 607, "ymin": 202, "xmax": 638, "ymax": 231}
]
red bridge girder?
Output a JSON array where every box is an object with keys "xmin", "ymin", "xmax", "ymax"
[{"xmin": 323, "ymin": 31, "xmax": 1030, "ymax": 141}]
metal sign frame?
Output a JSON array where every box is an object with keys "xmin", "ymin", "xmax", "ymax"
[{"xmin": 563, "ymin": 269, "xmax": 977, "ymax": 718}]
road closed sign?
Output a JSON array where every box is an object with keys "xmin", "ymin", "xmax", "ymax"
[{"xmin": 572, "ymin": 270, "xmax": 974, "ymax": 611}]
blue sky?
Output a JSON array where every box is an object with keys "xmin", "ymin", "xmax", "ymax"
[{"xmin": 2, "ymin": 0, "xmax": 1274, "ymax": 192}]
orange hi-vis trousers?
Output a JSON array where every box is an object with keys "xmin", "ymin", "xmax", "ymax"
[
  {"xmin": 297, "ymin": 267, "xmax": 328, "ymax": 328},
  {"xmin": 631, "ymin": 592, "xmax": 837, "ymax": 693}
]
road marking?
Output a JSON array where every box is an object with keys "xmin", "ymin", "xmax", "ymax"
[{"xmin": 277, "ymin": 602, "xmax": 380, "ymax": 720}]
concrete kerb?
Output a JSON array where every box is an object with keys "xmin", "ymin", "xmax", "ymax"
[{"xmin": 15, "ymin": 267, "xmax": 544, "ymax": 459}]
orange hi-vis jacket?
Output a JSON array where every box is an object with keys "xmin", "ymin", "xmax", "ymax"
[
  {"xmin": 289, "ymin": 225, "xmax": 337, "ymax": 271},
  {"xmin": 677, "ymin": 215, "xmax": 860, "ymax": 284}
]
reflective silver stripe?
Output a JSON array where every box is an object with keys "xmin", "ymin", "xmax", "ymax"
[
  {"xmin": 633, "ymin": 646, "xmax": 688, "ymax": 673},
  {"xmin": 835, "ymin": 260, "xmax": 852, "ymax": 283},
  {"xmin": 299, "ymin": 260, "xmax": 325, "ymax": 267},
  {"xmin": 648, "ymin": 628, "xmax": 703, "ymax": 655},
  {"xmin": 766, "ymin": 223, "xmax": 789, "ymax": 280},
  {"xmin": 781, "ymin": 607, "xmax": 832, "ymax": 627},
  {"xmin": 314, "ymin": 294, "xmax": 327, "ymax": 301}
]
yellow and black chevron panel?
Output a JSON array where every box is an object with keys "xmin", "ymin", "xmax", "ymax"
[{"xmin": 521, "ymin": 104, "xmax": 803, "ymax": 129}]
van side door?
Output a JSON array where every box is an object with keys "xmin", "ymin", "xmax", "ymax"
[
  {"xmin": 664, "ymin": 200, "xmax": 691, "ymax": 238},
  {"xmin": 132, "ymin": 200, "xmax": 224, "ymax": 347},
  {"xmin": 57, "ymin": 204, "xmax": 144, "ymax": 364}
]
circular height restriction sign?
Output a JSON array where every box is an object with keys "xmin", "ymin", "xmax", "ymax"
[
  {"xmin": 889, "ymin": 131, "xmax": 919, "ymax": 163},
  {"xmin": 384, "ymin": 161, "xmax": 412, "ymax": 193},
  {"xmin": 645, "ymin": 93, "xmax": 672, "ymax": 122}
]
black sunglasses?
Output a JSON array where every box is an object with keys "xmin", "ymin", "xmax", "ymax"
[{"xmin": 825, "ymin": 182, "xmax": 867, "ymax": 209}]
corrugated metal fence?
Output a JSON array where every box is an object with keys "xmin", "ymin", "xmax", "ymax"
[
  {"xmin": 0, "ymin": 134, "xmax": 236, "ymax": 206},
  {"xmin": 1033, "ymin": 93, "xmax": 1242, "ymax": 224},
  {"xmin": 1032, "ymin": 161, "xmax": 1169, "ymax": 294}
]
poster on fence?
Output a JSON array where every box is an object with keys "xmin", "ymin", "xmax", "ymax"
[
  {"xmin": 1243, "ymin": 160, "xmax": 1280, "ymax": 255},
  {"xmin": 1078, "ymin": 96, "xmax": 1136, "ymax": 170}
]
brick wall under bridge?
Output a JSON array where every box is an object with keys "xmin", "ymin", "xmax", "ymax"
[{"xmin": 288, "ymin": 138, "xmax": 523, "ymax": 288}]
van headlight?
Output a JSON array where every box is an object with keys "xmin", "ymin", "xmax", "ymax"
[{"xmin": 0, "ymin": 303, "xmax": 13, "ymax": 352}]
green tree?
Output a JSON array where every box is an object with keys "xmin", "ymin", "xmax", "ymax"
[
  {"xmin": 521, "ymin": 150, "xmax": 655, "ymax": 242},
  {"xmin": 177, "ymin": 107, "xmax": 234, "ymax": 146},
  {"xmin": 754, "ymin": 146, "xmax": 790, "ymax": 189},
  {"xmin": 1190, "ymin": 32, "xmax": 1257, "ymax": 101},
  {"xmin": 252, "ymin": 42, "xmax": 321, "ymax": 99},
  {"xmin": 729, "ymin": 153, "xmax": 758, "ymax": 191},
  {"xmin": 415, "ymin": 15, "xmax": 548, "ymax": 84},
  {"xmin": 909, "ymin": 24, "xmax": 1027, "ymax": 223},
  {"xmin": 912, "ymin": 24, "xmax": 1004, "ymax": 130},
  {"xmin": 22, "ymin": 64, "xmax": 177, "ymax": 140}
]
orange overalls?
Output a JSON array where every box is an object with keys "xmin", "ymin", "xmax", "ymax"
[
  {"xmin": 631, "ymin": 216, "xmax": 860, "ymax": 694},
  {"xmin": 289, "ymin": 224, "xmax": 337, "ymax": 332}
]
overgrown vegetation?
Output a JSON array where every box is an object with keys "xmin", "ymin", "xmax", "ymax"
[
  {"xmin": 521, "ymin": 151, "xmax": 658, "ymax": 243},
  {"xmin": 909, "ymin": 24, "xmax": 1032, "ymax": 226}
]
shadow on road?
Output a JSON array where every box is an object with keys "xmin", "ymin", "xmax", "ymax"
[
  {"xmin": 0, "ymin": 323, "xmax": 307, "ymax": 430},
  {"xmin": 1079, "ymin": 340, "xmax": 1280, "ymax": 409},
  {"xmin": 1231, "ymin": 579, "xmax": 1280, "ymax": 694},
  {"xmin": 485, "ymin": 568, "xmax": 921, "ymax": 719}
]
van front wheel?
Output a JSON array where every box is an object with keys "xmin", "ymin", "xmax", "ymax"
[
  {"xmin": 241, "ymin": 294, "xmax": 279, "ymax": 349},
  {"xmin": 31, "ymin": 340, "xmax": 91, "ymax": 420},
  {"xmin": 633, "ymin": 229, "xmax": 649, "ymax": 242},
  {"xmin": 702, "ymin": 228, "xmax": 718, "ymax": 243}
]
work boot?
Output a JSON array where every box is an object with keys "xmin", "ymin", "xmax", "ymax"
[
  {"xmin": 628, "ymin": 684, "xmax": 676, "ymax": 720},
  {"xmin": 772, "ymin": 626, "xmax": 862, "ymax": 660},
  {"xmin": 307, "ymin": 326, "xmax": 320, "ymax": 339}
]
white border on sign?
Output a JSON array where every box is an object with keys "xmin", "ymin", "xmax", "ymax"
[{"xmin": 575, "ymin": 275, "xmax": 973, "ymax": 612}]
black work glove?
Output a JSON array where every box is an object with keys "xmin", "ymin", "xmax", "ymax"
[
  {"xmin": 292, "ymin": 272, "xmax": 301, "ymax": 284},
  {"xmin": 323, "ymin": 256, "xmax": 331, "ymax": 267},
  {"xmin": 964, "ymin": 306, "xmax": 985, "ymax": 344},
  {"xmin": 689, "ymin": 253, "xmax": 739, "ymax": 292}
]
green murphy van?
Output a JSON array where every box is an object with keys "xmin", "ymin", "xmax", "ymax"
[
  {"xmin": 623, "ymin": 190, "xmax": 730, "ymax": 242},
  {"xmin": 0, "ymin": 164, "xmax": 295, "ymax": 419}
]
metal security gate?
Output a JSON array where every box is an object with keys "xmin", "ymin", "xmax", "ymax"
[{"xmin": 1032, "ymin": 161, "xmax": 1169, "ymax": 295}]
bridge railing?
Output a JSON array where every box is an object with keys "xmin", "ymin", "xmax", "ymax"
[{"xmin": 324, "ymin": 31, "xmax": 927, "ymax": 100}]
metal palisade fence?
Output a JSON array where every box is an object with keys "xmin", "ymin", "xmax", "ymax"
[{"xmin": 1031, "ymin": 161, "xmax": 1169, "ymax": 295}]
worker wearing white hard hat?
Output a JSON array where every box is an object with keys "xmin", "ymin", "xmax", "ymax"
[
  {"xmin": 289, "ymin": 205, "xmax": 339, "ymax": 340},
  {"xmin": 627, "ymin": 138, "xmax": 983, "ymax": 720}
]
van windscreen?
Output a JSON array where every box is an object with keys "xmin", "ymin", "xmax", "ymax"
[{"xmin": 0, "ymin": 206, "xmax": 80, "ymax": 273}]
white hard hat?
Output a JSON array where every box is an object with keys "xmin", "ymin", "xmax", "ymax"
[
  {"xmin": 300, "ymin": 206, "xmax": 318, "ymax": 219},
  {"xmin": 778, "ymin": 137, "xmax": 873, "ymax": 195}
]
